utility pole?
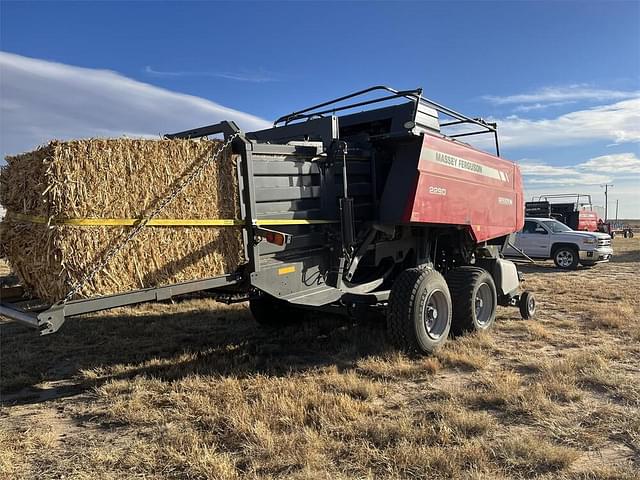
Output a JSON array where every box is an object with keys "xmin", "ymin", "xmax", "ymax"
[
  {"xmin": 615, "ymin": 199, "xmax": 619, "ymax": 222},
  {"xmin": 601, "ymin": 183, "xmax": 614, "ymax": 221}
]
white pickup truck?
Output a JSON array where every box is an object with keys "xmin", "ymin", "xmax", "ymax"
[{"xmin": 504, "ymin": 217, "xmax": 613, "ymax": 269}]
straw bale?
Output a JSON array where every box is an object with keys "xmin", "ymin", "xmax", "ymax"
[{"xmin": 0, "ymin": 139, "xmax": 244, "ymax": 302}]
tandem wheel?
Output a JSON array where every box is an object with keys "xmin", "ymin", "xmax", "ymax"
[
  {"xmin": 446, "ymin": 267, "xmax": 497, "ymax": 335},
  {"xmin": 386, "ymin": 268, "xmax": 452, "ymax": 355}
]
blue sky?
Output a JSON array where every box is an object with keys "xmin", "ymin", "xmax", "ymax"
[{"xmin": 1, "ymin": 1, "xmax": 639, "ymax": 216}]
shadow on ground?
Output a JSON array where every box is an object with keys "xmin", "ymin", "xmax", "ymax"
[
  {"xmin": 514, "ymin": 253, "xmax": 635, "ymax": 274},
  {"xmin": 0, "ymin": 300, "xmax": 390, "ymax": 405},
  {"xmin": 608, "ymin": 246, "xmax": 640, "ymax": 263},
  {"xmin": 513, "ymin": 262, "xmax": 595, "ymax": 275}
]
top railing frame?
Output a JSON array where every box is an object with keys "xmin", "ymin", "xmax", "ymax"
[
  {"xmin": 533, "ymin": 193, "xmax": 594, "ymax": 209},
  {"xmin": 273, "ymin": 85, "xmax": 501, "ymax": 156}
]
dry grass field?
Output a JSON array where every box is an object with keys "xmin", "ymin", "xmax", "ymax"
[{"xmin": 1, "ymin": 239, "xmax": 639, "ymax": 479}]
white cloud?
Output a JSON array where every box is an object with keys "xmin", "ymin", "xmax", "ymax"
[
  {"xmin": 483, "ymin": 85, "xmax": 639, "ymax": 105},
  {"xmin": 576, "ymin": 152, "xmax": 640, "ymax": 174},
  {"xmin": 144, "ymin": 65, "xmax": 279, "ymax": 83},
  {"xmin": 518, "ymin": 162, "xmax": 572, "ymax": 177},
  {"xmin": 451, "ymin": 98, "xmax": 639, "ymax": 152},
  {"xmin": 519, "ymin": 152, "xmax": 640, "ymax": 187},
  {"xmin": 512, "ymin": 101, "xmax": 576, "ymax": 112},
  {"xmin": 0, "ymin": 51, "xmax": 271, "ymax": 157},
  {"xmin": 519, "ymin": 162, "xmax": 612, "ymax": 186},
  {"xmin": 493, "ymin": 99, "xmax": 640, "ymax": 148}
]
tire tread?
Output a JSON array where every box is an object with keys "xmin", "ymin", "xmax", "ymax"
[
  {"xmin": 387, "ymin": 268, "xmax": 427, "ymax": 351},
  {"xmin": 446, "ymin": 266, "xmax": 495, "ymax": 334}
]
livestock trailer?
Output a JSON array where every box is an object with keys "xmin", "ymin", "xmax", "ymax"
[{"xmin": 0, "ymin": 86, "xmax": 536, "ymax": 354}]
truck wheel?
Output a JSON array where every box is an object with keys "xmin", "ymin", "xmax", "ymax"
[
  {"xmin": 446, "ymin": 267, "xmax": 497, "ymax": 335},
  {"xmin": 249, "ymin": 296, "xmax": 297, "ymax": 327},
  {"xmin": 553, "ymin": 246, "xmax": 579, "ymax": 269},
  {"xmin": 519, "ymin": 291, "xmax": 536, "ymax": 319},
  {"xmin": 387, "ymin": 268, "xmax": 452, "ymax": 354}
]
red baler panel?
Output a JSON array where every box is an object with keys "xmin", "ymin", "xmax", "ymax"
[
  {"xmin": 577, "ymin": 211, "xmax": 599, "ymax": 232},
  {"xmin": 405, "ymin": 134, "xmax": 524, "ymax": 242}
]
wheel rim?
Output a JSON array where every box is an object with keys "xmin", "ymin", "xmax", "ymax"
[
  {"xmin": 422, "ymin": 289, "xmax": 449, "ymax": 339},
  {"xmin": 475, "ymin": 282, "xmax": 494, "ymax": 326},
  {"xmin": 527, "ymin": 295, "xmax": 536, "ymax": 315},
  {"xmin": 556, "ymin": 250, "xmax": 573, "ymax": 267}
]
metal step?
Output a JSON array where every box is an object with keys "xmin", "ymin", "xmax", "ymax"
[{"xmin": 279, "ymin": 285, "xmax": 342, "ymax": 307}]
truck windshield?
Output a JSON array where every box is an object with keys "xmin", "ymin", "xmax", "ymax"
[{"xmin": 542, "ymin": 220, "xmax": 573, "ymax": 233}]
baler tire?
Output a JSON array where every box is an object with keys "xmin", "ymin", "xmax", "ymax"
[
  {"xmin": 553, "ymin": 246, "xmax": 579, "ymax": 270},
  {"xmin": 387, "ymin": 268, "xmax": 452, "ymax": 354},
  {"xmin": 446, "ymin": 267, "xmax": 497, "ymax": 335},
  {"xmin": 249, "ymin": 296, "xmax": 298, "ymax": 328}
]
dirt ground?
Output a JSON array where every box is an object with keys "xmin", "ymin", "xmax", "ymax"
[{"xmin": 1, "ymin": 239, "xmax": 638, "ymax": 479}]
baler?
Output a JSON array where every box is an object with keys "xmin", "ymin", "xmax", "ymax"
[
  {"xmin": 525, "ymin": 194, "xmax": 601, "ymax": 232},
  {"xmin": 0, "ymin": 86, "xmax": 536, "ymax": 354}
]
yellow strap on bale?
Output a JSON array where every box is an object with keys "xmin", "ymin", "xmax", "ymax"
[{"xmin": 6, "ymin": 212, "xmax": 336, "ymax": 227}]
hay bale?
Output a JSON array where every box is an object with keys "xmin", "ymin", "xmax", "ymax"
[{"xmin": 0, "ymin": 139, "xmax": 244, "ymax": 302}]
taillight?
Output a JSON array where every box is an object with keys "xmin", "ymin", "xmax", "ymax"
[{"xmin": 265, "ymin": 231, "xmax": 286, "ymax": 246}]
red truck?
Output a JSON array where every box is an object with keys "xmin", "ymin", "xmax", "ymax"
[{"xmin": 525, "ymin": 194, "xmax": 601, "ymax": 232}]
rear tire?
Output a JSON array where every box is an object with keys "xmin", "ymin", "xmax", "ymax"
[
  {"xmin": 553, "ymin": 246, "xmax": 579, "ymax": 270},
  {"xmin": 387, "ymin": 268, "xmax": 452, "ymax": 354},
  {"xmin": 249, "ymin": 296, "xmax": 300, "ymax": 327},
  {"xmin": 446, "ymin": 267, "xmax": 497, "ymax": 335}
]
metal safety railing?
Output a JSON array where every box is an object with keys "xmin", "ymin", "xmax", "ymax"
[{"xmin": 273, "ymin": 85, "xmax": 501, "ymax": 156}]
